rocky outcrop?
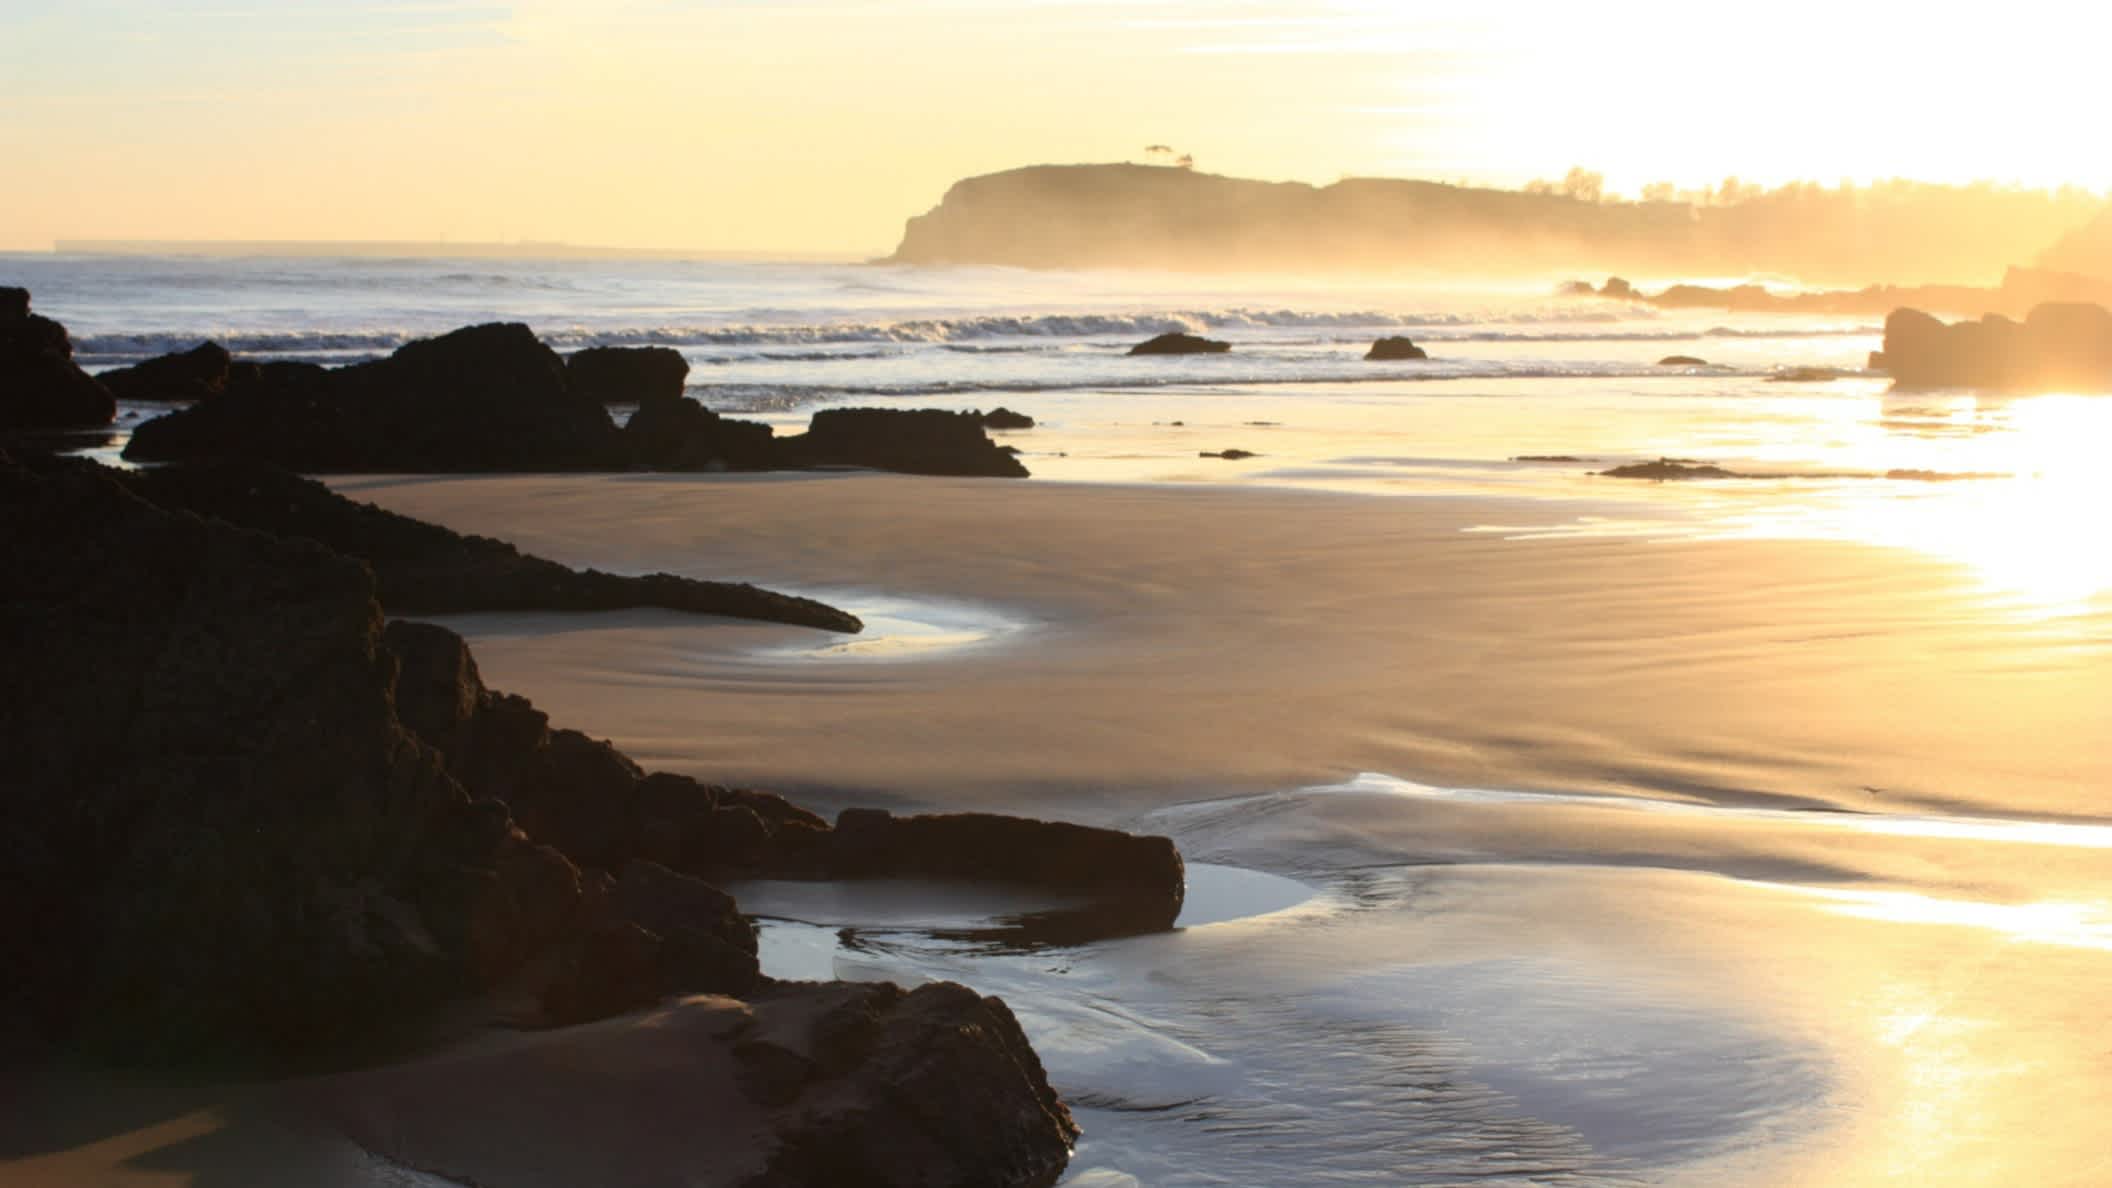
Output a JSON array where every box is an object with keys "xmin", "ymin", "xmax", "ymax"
[
  {"xmin": 95, "ymin": 340, "xmax": 233, "ymax": 402},
  {"xmin": 122, "ymin": 460, "xmax": 861, "ymax": 632},
  {"xmin": 1365, "ymin": 336, "xmax": 1427, "ymax": 361},
  {"xmin": 306, "ymin": 982, "xmax": 1078, "ymax": 1188},
  {"xmin": 779, "ymin": 408, "xmax": 1030, "ymax": 477},
  {"xmin": 745, "ymin": 982, "xmax": 1078, "ymax": 1188},
  {"xmin": 567, "ymin": 345, "xmax": 689, "ymax": 404},
  {"xmin": 623, "ymin": 389, "xmax": 779, "ymax": 469},
  {"xmin": 1657, "ymin": 355, "xmax": 1708, "ymax": 366},
  {"xmin": 1129, "ymin": 332, "xmax": 1230, "ymax": 356},
  {"xmin": 981, "ymin": 406, "xmax": 1035, "ymax": 430},
  {"xmin": 1597, "ymin": 459, "xmax": 1735, "ymax": 480},
  {"xmin": 1200, "ymin": 448, "xmax": 1257, "ymax": 460},
  {"xmin": 1876, "ymin": 302, "xmax": 2112, "ymax": 390},
  {"xmin": 122, "ymin": 322, "xmax": 1030, "ymax": 477},
  {"xmin": 126, "ymin": 322, "xmax": 627, "ymax": 470},
  {"xmin": 0, "ymin": 455, "xmax": 539, "ymax": 1064},
  {"xmin": 0, "ymin": 288, "xmax": 115, "ymax": 430}
]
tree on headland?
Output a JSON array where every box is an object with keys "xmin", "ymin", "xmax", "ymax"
[{"xmin": 1144, "ymin": 144, "xmax": 1196, "ymax": 170}]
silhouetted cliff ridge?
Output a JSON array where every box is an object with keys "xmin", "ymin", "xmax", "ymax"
[{"xmin": 887, "ymin": 163, "xmax": 2104, "ymax": 283}]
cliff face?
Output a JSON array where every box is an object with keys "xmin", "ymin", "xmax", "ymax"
[{"xmin": 887, "ymin": 163, "xmax": 2109, "ymax": 283}]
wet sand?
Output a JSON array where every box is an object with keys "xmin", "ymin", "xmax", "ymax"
[{"xmin": 13, "ymin": 470, "xmax": 2108, "ymax": 1186}]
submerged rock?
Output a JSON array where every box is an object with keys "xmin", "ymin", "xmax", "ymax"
[
  {"xmin": 1597, "ymin": 459, "xmax": 1737, "ymax": 480},
  {"xmin": 1200, "ymin": 448, "xmax": 1257, "ymax": 460},
  {"xmin": 1657, "ymin": 354, "xmax": 1709, "ymax": 366},
  {"xmin": 1128, "ymin": 332, "xmax": 1230, "ymax": 356},
  {"xmin": 0, "ymin": 288, "xmax": 115, "ymax": 430},
  {"xmin": 1365, "ymin": 336, "xmax": 1428, "ymax": 361},
  {"xmin": 96, "ymin": 340, "xmax": 233, "ymax": 402}
]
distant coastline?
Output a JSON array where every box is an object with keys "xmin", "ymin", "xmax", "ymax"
[
  {"xmin": 45, "ymin": 239, "xmax": 866, "ymax": 262},
  {"xmin": 887, "ymin": 162, "xmax": 2108, "ymax": 285}
]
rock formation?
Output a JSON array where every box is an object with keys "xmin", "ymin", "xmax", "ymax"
[
  {"xmin": 1129, "ymin": 332, "xmax": 1230, "ymax": 356},
  {"xmin": 778, "ymin": 407, "xmax": 1031, "ymax": 477},
  {"xmin": 121, "ymin": 459, "xmax": 861, "ymax": 632},
  {"xmin": 1365, "ymin": 336, "xmax": 1428, "ymax": 361},
  {"xmin": 981, "ymin": 406, "xmax": 1035, "ymax": 429},
  {"xmin": 121, "ymin": 322, "xmax": 1029, "ymax": 477},
  {"xmin": 567, "ymin": 345, "xmax": 690, "ymax": 404},
  {"xmin": 1657, "ymin": 355, "xmax": 1708, "ymax": 366},
  {"xmin": 95, "ymin": 340, "xmax": 233, "ymax": 402},
  {"xmin": 0, "ymin": 287, "xmax": 115, "ymax": 430},
  {"xmin": 1875, "ymin": 302, "xmax": 2112, "ymax": 391}
]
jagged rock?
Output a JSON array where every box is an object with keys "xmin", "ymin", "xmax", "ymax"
[
  {"xmin": 567, "ymin": 345, "xmax": 689, "ymax": 404},
  {"xmin": 126, "ymin": 460, "xmax": 861, "ymax": 631},
  {"xmin": 0, "ymin": 456, "xmax": 466, "ymax": 1064},
  {"xmin": 613, "ymin": 859, "xmax": 759, "ymax": 997},
  {"xmin": 981, "ymin": 406, "xmax": 1035, "ymax": 429},
  {"xmin": 1365, "ymin": 336, "xmax": 1427, "ymax": 361},
  {"xmin": 1128, "ymin": 332, "xmax": 1230, "ymax": 356},
  {"xmin": 0, "ymin": 288, "xmax": 115, "ymax": 429},
  {"xmin": 747, "ymin": 982, "xmax": 1078, "ymax": 1188},
  {"xmin": 1880, "ymin": 302, "xmax": 2112, "ymax": 390},
  {"xmin": 779, "ymin": 407, "xmax": 1029, "ymax": 477},
  {"xmin": 1657, "ymin": 354, "xmax": 1708, "ymax": 366},
  {"xmin": 127, "ymin": 322, "xmax": 625, "ymax": 470},
  {"xmin": 95, "ymin": 340, "xmax": 232, "ymax": 402},
  {"xmin": 623, "ymin": 390, "xmax": 779, "ymax": 470}
]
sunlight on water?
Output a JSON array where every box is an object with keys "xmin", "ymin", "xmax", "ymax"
[{"xmin": 1789, "ymin": 887, "xmax": 2112, "ymax": 951}]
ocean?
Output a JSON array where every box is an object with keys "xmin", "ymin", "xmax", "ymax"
[{"xmin": 14, "ymin": 252, "xmax": 2112, "ymax": 1187}]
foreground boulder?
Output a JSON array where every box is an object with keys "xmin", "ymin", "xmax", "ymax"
[
  {"xmin": 304, "ymin": 983, "xmax": 1078, "ymax": 1188},
  {"xmin": 1129, "ymin": 332, "xmax": 1230, "ymax": 356},
  {"xmin": 568, "ymin": 345, "xmax": 690, "ymax": 404},
  {"xmin": 1874, "ymin": 302, "xmax": 2112, "ymax": 390},
  {"xmin": 95, "ymin": 340, "xmax": 233, "ymax": 402},
  {"xmin": 0, "ymin": 287, "xmax": 115, "ymax": 430},
  {"xmin": 779, "ymin": 407, "xmax": 1030, "ymax": 477},
  {"xmin": 123, "ymin": 459, "xmax": 861, "ymax": 632},
  {"xmin": 1365, "ymin": 336, "xmax": 1428, "ymax": 361}
]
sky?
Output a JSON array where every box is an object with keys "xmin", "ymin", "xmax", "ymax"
[{"xmin": 3, "ymin": 0, "xmax": 2106, "ymax": 254}]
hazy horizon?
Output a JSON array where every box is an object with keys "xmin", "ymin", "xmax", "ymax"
[{"xmin": 7, "ymin": 0, "xmax": 2109, "ymax": 256}]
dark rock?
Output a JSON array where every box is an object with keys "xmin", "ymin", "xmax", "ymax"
[
  {"xmin": 780, "ymin": 407, "xmax": 1029, "ymax": 477},
  {"xmin": 1657, "ymin": 355, "xmax": 1709, "ymax": 366},
  {"xmin": 1200, "ymin": 448, "xmax": 1256, "ymax": 460},
  {"xmin": 1128, "ymin": 332, "xmax": 1230, "ymax": 356},
  {"xmin": 567, "ymin": 345, "xmax": 688, "ymax": 404},
  {"xmin": 746, "ymin": 982, "xmax": 1078, "ymax": 1188},
  {"xmin": 0, "ymin": 456, "xmax": 465, "ymax": 1065},
  {"xmin": 1598, "ymin": 459, "xmax": 1737, "ymax": 480},
  {"xmin": 127, "ymin": 322, "xmax": 624, "ymax": 470},
  {"xmin": 613, "ymin": 860, "xmax": 756, "ymax": 961},
  {"xmin": 980, "ymin": 406, "xmax": 1035, "ymax": 429},
  {"xmin": 1365, "ymin": 336, "xmax": 1428, "ymax": 361},
  {"xmin": 1599, "ymin": 277, "xmax": 1638, "ymax": 299},
  {"xmin": 1513, "ymin": 454, "xmax": 1588, "ymax": 462},
  {"xmin": 829, "ymin": 809, "xmax": 1185, "ymax": 929},
  {"xmin": 127, "ymin": 460, "xmax": 860, "ymax": 631},
  {"xmin": 542, "ymin": 919, "xmax": 664, "ymax": 1026},
  {"xmin": 735, "ymin": 1038, "xmax": 819, "ymax": 1107},
  {"xmin": 96, "ymin": 341, "xmax": 233, "ymax": 402},
  {"xmin": 623, "ymin": 390, "xmax": 779, "ymax": 470},
  {"xmin": 0, "ymin": 290, "xmax": 115, "ymax": 430}
]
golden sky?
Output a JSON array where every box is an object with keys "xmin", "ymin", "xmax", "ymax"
[{"xmin": 3, "ymin": 0, "xmax": 2103, "ymax": 254}]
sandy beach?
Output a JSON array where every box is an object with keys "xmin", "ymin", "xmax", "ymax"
[{"xmin": 291, "ymin": 470, "xmax": 2112, "ymax": 1187}]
